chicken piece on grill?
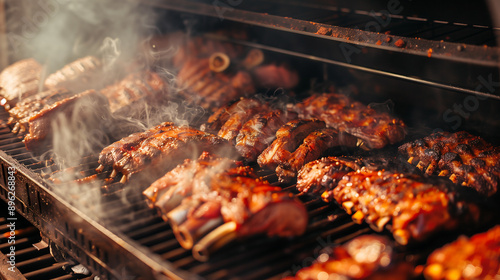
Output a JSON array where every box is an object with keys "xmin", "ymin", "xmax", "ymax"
[
  {"xmin": 333, "ymin": 169, "xmax": 483, "ymax": 245},
  {"xmin": 296, "ymin": 156, "xmax": 362, "ymax": 197},
  {"xmin": 100, "ymin": 70, "xmax": 167, "ymax": 113},
  {"xmin": 295, "ymin": 92, "xmax": 406, "ymax": 149},
  {"xmin": 7, "ymin": 88, "xmax": 75, "ymax": 134},
  {"xmin": 284, "ymin": 235, "xmax": 413, "ymax": 280},
  {"xmin": 0, "ymin": 58, "xmax": 43, "ymax": 109},
  {"xmin": 216, "ymin": 100, "xmax": 270, "ymax": 144},
  {"xmin": 97, "ymin": 123, "xmax": 234, "ymax": 182},
  {"xmin": 424, "ymin": 225, "xmax": 500, "ymax": 280},
  {"xmin": 44, "ymin": 56, "xmax": 103, "ymax": 92},
  {"xmin": 23, "ymin": 90, "xmax": 110, "ymax": 151},
  {"xmin": 398, "ymin": 131, "xmax": 500, "ymax": 197},
  {"xmin": 235, "ymin": 109, "xmax": 298, "ymax": 162},
  {"xmin": 276, "ymin": 128, "xmax": 359, "ymax": 183},
  {"xmin": 257, "ymin": 119, "xmax": 326, "ymax": 170},
  {"xmin": 176, "ymin": 58, "xmax": 255, "ymax": 112}
]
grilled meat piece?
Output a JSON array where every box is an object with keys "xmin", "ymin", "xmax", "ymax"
[
  {"xmin": 100, "ymin": 70, "xmax": 167, "ymax": 113},
  {"xmin": 257, "ymin": 119, "xmax": 325, "ymax": 170},
  {"xmin": 44, "ymin": 56, "xmax": 103, "ymax": 92},
  {"xmin": 235, "ymin": 109, "xmax": 298, "ymax": 162},
  {"xmin": 0, "ymin": 58, "xmax": 43, "ymax": 108},
  {"xmin": 285, "ymin": 235, "xmax": 413, "ymax": 280},
  {"xmin": 97, "ymin": 124, "xmax": 234, "ymax": 182},
  {"xmin": 424, "ymin": 225, "xmax": 500, "ymax": 280},
  {"xmin": 217, "ymin": 101, "xmax": 269, "ymax": 144},
  {"xmin": 200, "ymin": 98, "xmax": 263, "ymax": 135},
  {"xmin": 23, "ymin": 90, "xmax": 110, "ymax": 151},
  {"xmin": 276, "ymin": 128, "xmax": 358, "ymax": 183},
  {"xmin": 295, "ymin": 93, "xmax": 406, "ymax": 149},
  {"xmin": 176, "ymin": 58, "xmax": 255, "ymax": 112},
  {"xmin": 296, "ymin": 156, "xmax": 362, "ymax": 197},
  {"xmin": 333, "ymin": 169, "xmax": 483, "ymax": 245},
  {"xmin": 398, "ymin": 131, "xmax": 500, "ymax": 197},
  {"xmin": 251, "ymin": 63, "xmax": 299, "ymax": 89},
  {"xmin": 7, "ymin": 88, "xmax": 75, "ymax": 134}
]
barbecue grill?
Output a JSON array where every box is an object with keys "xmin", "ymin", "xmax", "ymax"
[{"xmin": 0, "ymin": 0, "xmax": 499, "ymax": 279}]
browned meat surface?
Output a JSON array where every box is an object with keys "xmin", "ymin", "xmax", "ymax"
[
  {"xmin": 0, "ymin": 58, "xmax": 43, "ymax": 108},
  {"xmin": 276, "ymin": 128, "xmax": 358, "ymax": 183},
  {"xmin": 251, "ymin": 63, "xmax": 299, "ymax": 89},
  {"xmin": 97, "ymin": 124, "xmax": 234, "ymax": 181},
  {"xmin": 100, "ymin": 70, "xmax": 167, "ymax": 113},
  {"xmin": 333, "ymin": 169, "xmax": 483, "ymax": 245},
  {"xmin": 144, "ymin": 152, "xmax": 307, "ymax": 253},
  {"xmin": 295, "ymin": 93, "xmax": 406, "ymax": 149},
  {"xmin": 23, "ymin": 90, "xmax": 110, "ymax": 151},
  {"xmin": 257, "ymin": 119, "xmax": 325, "ymax": 170},
  {"xmin": 7, "ymin": 88, "xmax": 74, "ymax": 134},
  {"xmin": 424, "ymin": 225, "xmax": 500, "ymax": 280},
  {"xmin": 296, "ymin": 156, "xmax": 362, "ymax": 197},
  {"xmin": 44, "ymin": 56, "xmax": 103, "ymax": 92},
  {"xmin": 284, "ymin": 235, "xmax": 413, "ymax": 280},
  {"xmin": 398, "ymin": 131, "xmax": 500, "ymax": 197},
  {"xmin": 217, "ymin": 100, "xmax": 269, "ymax": 144},
  {"xmin": 176, "ymin": 58, "xmax": 255, "ymax": 112},
  {"xmin": 235, "ymin": 109, "xmax": 298, "ymax": 162},
  {"xmin": 200, "ymin": 98, "xmax": 263, "ymax": 134}
]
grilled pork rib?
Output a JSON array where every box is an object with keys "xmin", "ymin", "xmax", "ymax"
[
  {"xmin": 235, "ymin": 109, "xmax": 298, "ymax": 162},
  {"xmin": 143, "ymin": 152, "xmax": 308, "ymax": 255},
  {"xmin": 276, "ymin": 127, "xmax": 358, "ymax": 183},
  {"xmin": 44, "ymin": 56, "xmax": 103, "ymax": 92},
  {"xmin": 176, "ymin": 58, "xmax": 255, "ymax": 112},
  {"xmin": 100, "ymin": 70, "xmax": 167, "ymax": 113},
  {"xmin": 23, "ymin": 90, "xmax": 110, "ymax": 151},
  {"xmin": 398, "ymin": 131, "xmax": 500, "ymax": 197},
  {"xmin": 285, "ymin": 235, "xmax": 413, "ymax": 280},
  {"xmin": 7, "ymin": 88, "xmax": 74, "ymax": 134},
  {"xmin": 257, "ymin": 119, "xmax": 325, "ymax": 170},
  {"xmin": 0, "ymin": 58, "xmax": 43, "ymax": 108},
  {"xmin": 97, "ymin": 124, "xmax": 234, "ymax": 182},
  {"xmin": 295, "ymin": 93, "xmax": 406, "ymax": 149},
  {"xmin": 424, "ymin": 225, "xmax": 500, "ymax": 280},
  {"xmin": 333, "ymin": 169, "xmax": 482, "ymax": 245}
]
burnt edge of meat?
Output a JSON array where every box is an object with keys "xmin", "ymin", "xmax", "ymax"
[{"xmin": 398, "ymin": 130, "xmax": 500, "ymax": 197}]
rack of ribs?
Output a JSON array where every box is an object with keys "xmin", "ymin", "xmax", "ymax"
[
  {"xmin": 294, "ymin": 92, "xmax": 406, "ymax": 149},
  {"xmin": 398, "ymin": 131, "xmax": 500, "ymax": 197},
  {"xmin": 424, "ymin": 225, "xmax": 500, "ymax": 280},
  {"xmin": 143, "ymin": 152, "xmax": 308, "ymax": 261},
  {"xmin": 0, "ymin": 58, "xmax": 44, "ymax": 109},
  {"xmin": 100, "ymin": 70, "xmax": 167, "ymax": 113},
  {"xmin": 97, "ymin": 123, "xmax": 235, "ymax": 183},
  {"xmin": 23, "ymin": 90, "xmax": 110, "ymax": 151},
  {"xmin": 44, "ymin": 56, "xmax": 103, "ymax": 93},
  {"xmin": 333, "ymin": 169, "xmax": 483, "ymax": 245},
  {"xmin": 284, "ymin": 235, "xmax": 414, "ymax": 280}
]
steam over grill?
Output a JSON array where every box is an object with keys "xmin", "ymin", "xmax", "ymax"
[{"xmin": 0, "ymin": 0, "xmax": 499, "ymax": 280}]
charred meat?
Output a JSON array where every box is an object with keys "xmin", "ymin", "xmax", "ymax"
[
  {"xmin": 23, "ymin": 90, "xmax": 110, "ymax": 151},
  {"xmin": 97, "ymin": 124, "xmax": 234, "ymax": 182},
  {"xmin": 284, "ymin": 235, "xmax": 413, "ymax": 280},
  {"xmin": 333, "ymin": 169, "xmax": 483, "ymax": 245},
  {"xmin": 276, "ymin": 127, "xmax": 358, "ymax": 183},
  {"xmin": 295, "ymin": 93, "xmax": 406, "ymax": 149},
  {"xmin": 100, "ymin": 70, "xmax": 167, "ymax": 113},
  {"xmin": 257, "ymin": 119, "xmax": 325, "ymax": 170},
  {"xmin": 44, "ymin": 56, "xmax": 103, "ymax": 93},
  {"xmin": 0, "ymin": 58, "xmax": 43, "ymax": 108},
  {"xmin": 398, "ymin": 131, "xmax": 500, "ymax": 197},
  {"xmin": 424, "ymin": 225, "xmax": 500, "ymax": 280},
  {"xmin": 235, "ymin": 109, "xmax": 298, "ymax": 162}
]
